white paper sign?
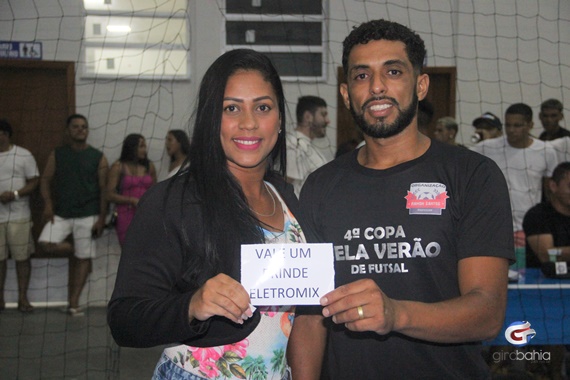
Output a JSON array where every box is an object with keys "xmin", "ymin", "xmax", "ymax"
[{"xmin": 241, "ymin": 243, "xmax": 335, "ymax": 306}]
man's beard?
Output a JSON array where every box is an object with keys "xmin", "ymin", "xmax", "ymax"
[
  {"xmin": 350, "ymin": 92, "xmax": 419, "ymax": 139},
  {"xmin": 310, "ymin": 121, "xmax": 326, "ymax": 139}
]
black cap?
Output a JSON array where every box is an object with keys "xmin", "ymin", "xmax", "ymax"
[{"xmin": 472, "ymin": 112, "xmax": 502, "ymax": 131}]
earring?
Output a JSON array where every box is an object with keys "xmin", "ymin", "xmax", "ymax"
[{"xmin": 278, "ymin": 129, "xmax": 282, "ymax": 134}]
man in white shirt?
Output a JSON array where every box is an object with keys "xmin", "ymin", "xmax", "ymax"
[
  {"xmin": 286, "ymin": 96, "xmax": 331, "ymax": 196},
  {"xmin": 471, "ymin": 103, "xmax": 558, "ymax": 251},
  {"xmin": 0, "ymin": 119, "xmax": 39, "ymax": 312}
]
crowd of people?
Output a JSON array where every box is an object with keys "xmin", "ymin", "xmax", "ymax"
[{"xmin": 0, "ymin": 17, "xmax": 568, "ymax": 380}]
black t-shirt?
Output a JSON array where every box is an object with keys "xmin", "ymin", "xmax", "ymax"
[
  {"xmin": 523, "ymin": 201, "xmax": 570, "ymax": 268},
  {"xmin": 300, "ymin": 140, "xmax": 514, "ymax": 380},
  {"xmin": 539, "ymin": 127, "xmax": 570, "ymax": 141}
]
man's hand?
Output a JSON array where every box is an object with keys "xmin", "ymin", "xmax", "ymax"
[
  {"xmin": 320, "ymin": 278, "xmax": 398, "ymax": 334},
  {"xmin": 0, "ymin": 191, "xmax": 14, "ymax": 204},
  {"xmin": 91, "ymin": 218, "xmax": 105, "ymax": 238},
  {"xmin": 42, "ymin": 203, "xmax": 55, "ymax": 224}
]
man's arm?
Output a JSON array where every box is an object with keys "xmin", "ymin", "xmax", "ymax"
[
  {"xmin": 320, "ymin": 256, "xmax": 509, "ymax": 343},
  {"xmin": 40, "ymin": 151, "xmax": 56, "ymax": 223},
  {"xmin": 288, "ymin": 313, "xmax": 327, "ymax": 380},
  {"xmin": 0, "ymin": 177, "xmax": 39, "ymax": 204},
  {"xmin": 527, "ymin": 233, "xmax": 570, "ymax": 263}
]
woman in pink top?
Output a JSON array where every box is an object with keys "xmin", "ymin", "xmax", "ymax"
[{"xmin": 107, "ymin": 134, "xmax": 156, "ymax": 245}]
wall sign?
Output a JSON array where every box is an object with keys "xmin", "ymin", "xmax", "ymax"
[{"xmin": 0, "ymin": 41, "xmax": 42, "ymax": 59}]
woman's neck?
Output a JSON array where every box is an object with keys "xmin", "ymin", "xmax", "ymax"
[{"xmin": 170, "ymin": 153, "xmax": 187, "ymax": 170}]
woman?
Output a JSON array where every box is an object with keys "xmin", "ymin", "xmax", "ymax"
[
  {"xmin": 106, "ymin": 134, "xmax": 156, "ymax": 246},
  {"xmin": 108, "ymin": 49, "xmax": 311, "ymax": 380},
  {"xmin": 165, "ymin": 129, "xmax": 191, "ymax": 179}
]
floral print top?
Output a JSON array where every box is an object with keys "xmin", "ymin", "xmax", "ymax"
[{"xmin": 163, "ymin": 182, "xmax": 306, "ymax": 379}]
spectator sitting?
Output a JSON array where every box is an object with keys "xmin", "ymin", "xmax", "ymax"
[{"xmin": 522, "ymin": 161, "xmax": 569, "ymax": 380}]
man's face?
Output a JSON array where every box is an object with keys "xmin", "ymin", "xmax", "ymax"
[
  {"xmin": 539, "ymin": 108, "xmax": 564, "ymax": 133},
  {"xmin": 309, "ymin": 106, "xmax": 329, "ymax": 139},
  {"xmin": 0, "ymin": 130, "xmax": 10, "ymax": 149},
  {"xmin": 67, "ymin": 117, "xmax": 89, "ymax": 143},
  {"xmin": 505, "ymin": 113, "xmax": 532, "ymax": 147},
  {"xmin": 340, "ymin": 39, "xmax": 428, "ymax": 139},
  {"xmin": 551, "ymin": 172, "xmax": 570, "ymax": 209},
  {"xmin": 434, "ymin": 123, "xmax": 455, "ymax": 144}
]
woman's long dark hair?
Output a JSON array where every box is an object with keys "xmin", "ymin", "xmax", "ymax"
[
  {"xmin": 119, "ymin": 133, "xmax": 150, "ymax": 171},
  {"xmin": 183, "ymin": 49, "xmax": 287, "ymax": 285},
  {"xmin": 167, "ymin": 129, "xmax": 191, "ymax": 163}
]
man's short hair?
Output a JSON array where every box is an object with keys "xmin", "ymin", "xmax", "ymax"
[
  {"xmin": 296, "ymin": 96, "xmax": 327, "ymax": 123},
  {"xmin": 540, "ymin": 98, "xmax": 563, "ymax": 113},
  {"xmin": 0, "ymin": 119, "xmax": 13, "ymax": 137},
  {"xmin": 472, "ymin": 112, "xmax": 502, "ymax": 131},
  {"xmin": 342, "ymin": 19, "xmax": 426, "ymax": 76},
  {"xmin": 551, "ymin": 162, "xmax": 570, "ymax": 184},
  {"xmin": 436, "ymin": 117, "xmax": 458, "ymax": 133},
  {"xmin": 506, "ymin": 103, "xmax": 533, "ymax": 123},
  {"xmin": 66, "ymin": 113, "xmax": 88, "ymax": 128}
]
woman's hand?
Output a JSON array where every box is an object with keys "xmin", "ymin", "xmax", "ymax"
[{"xmin": 189, "ymin": 273, "xmax": 254, "ymax": 324}]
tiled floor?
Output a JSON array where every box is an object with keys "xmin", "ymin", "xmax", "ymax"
[{"xmin": 0, "ymin": 306, "xmax": 165, "ymax": 379}]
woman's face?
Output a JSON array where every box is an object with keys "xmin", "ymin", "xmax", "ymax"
[
  {"xmin": 137, "ymin": 137, "xmax": 147, "ymax": 160},
  {"xmin": 165, "ymin": 133, "xmax": 180, "ymax": 156},
  {"xmin": 220, "ymin": 70, "xmax": 280, "ymax": 173}
]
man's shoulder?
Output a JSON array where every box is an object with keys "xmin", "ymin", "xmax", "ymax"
[
  {"xmin": 286, "ymin": 130, "xmax": 311, "ymax": 149},
  {"xmin": 10, "ymin": 145, "xmax": 33, "ymax": 156},
  {"xmin": 525, "ymin": 201, "xmax": 552, "ymax": 219}
]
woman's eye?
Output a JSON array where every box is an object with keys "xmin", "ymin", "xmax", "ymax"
[
  {"xmin": 224, "ymin": 105, "xmax": 237, "ymax": 112},
  {"xmin": 258, "ymin": 104, "xmax": 271, "ymax": 112}
]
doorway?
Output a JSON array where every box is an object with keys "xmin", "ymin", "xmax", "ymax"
[{"xmin": 0, "ymin": 59, "xmax": 75, "ymax": 256}]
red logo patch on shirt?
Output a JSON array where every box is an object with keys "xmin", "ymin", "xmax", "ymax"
[{"xmin": 405, "ymin": 183, "xmax": 449, "ymax": 215}]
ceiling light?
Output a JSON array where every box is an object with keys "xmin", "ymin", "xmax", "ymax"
[{"xmin": 106, "ymin": 25, "xmax": 131, "ymax": 33}]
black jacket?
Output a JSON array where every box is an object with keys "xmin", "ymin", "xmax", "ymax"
[{"xmin": 107, "ymin": 171, "xmax": 310, "ymax": 348}]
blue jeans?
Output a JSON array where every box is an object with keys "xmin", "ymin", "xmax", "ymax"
[{"xmin": 152, "ymin": 353, "xmax": 207, "ymax": 380}]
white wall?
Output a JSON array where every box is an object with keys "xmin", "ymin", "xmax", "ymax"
[{"xmin": 1, "ymin": 0, "xmax": 569, "ymax": 305}]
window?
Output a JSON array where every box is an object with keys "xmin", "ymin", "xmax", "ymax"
[
  {"xmin": 224, "ymin": 0, "xmax": 326, "ymax": 81},
  {"xmin": 82, "ymin": 0, "xmax": 189, "ymax": 80}
]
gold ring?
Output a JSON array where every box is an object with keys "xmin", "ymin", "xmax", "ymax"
[{"xmin": 357, "ymin": 305, "xmax": 364, "ymax": 319}]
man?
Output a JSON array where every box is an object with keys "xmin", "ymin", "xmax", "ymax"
[
  {"xmin": 289, "ymin": 19, "xmax": 514, "ymax": 379},
  {"xmin": 39, "ymin": 114, "xmax": 108, "ymax": 316},
  {"xmin": 471, "ymin": 103, "xmax": 558, "ymax": 253},
  {"xmin": 524, "ymin": 162, "xmax": 570, "ymax": 266},
  {"xmin": 471, "ymin": 111, "xmax": 503, "ymax": 143},
  {"xmin": 433, "ymin": 116, "xmax": 461, "ymax": 146},
  {"xmin": 0, "ymin": 119, "xmax": 39, "ymax": 312},
  {"xmin": 522, "ymin": 161, "xmax": 569, "ymax": 380},
  {"xmin": 538, "ymin": 98, "xmax": 568, "ymax": 141},
  {"xmin": 286, "ymin": 95, "xmax": 330, "ymax": 196}
]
